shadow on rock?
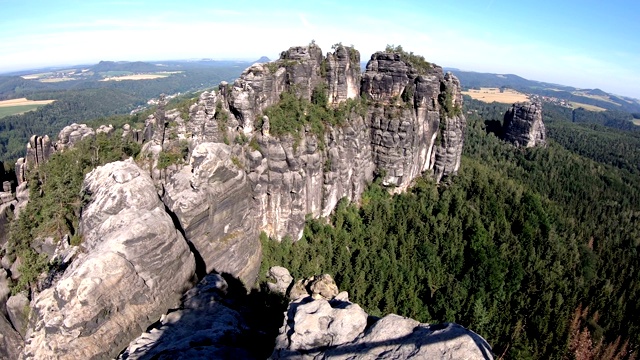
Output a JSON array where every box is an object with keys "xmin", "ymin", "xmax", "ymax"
[{"xmin": 118, "ymin": 272, "xmax": 288, "ymax": 360}]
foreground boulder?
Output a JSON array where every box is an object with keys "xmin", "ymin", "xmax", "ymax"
[
  {"xmin": 21, "ymin": 159, "xmax": 196, "ymax": 359},
  {"xmin": 272, "ymin": 272, "xmax": 493, "ymax": 359}
]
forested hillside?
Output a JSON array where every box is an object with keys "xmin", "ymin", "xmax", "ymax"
[{"xmin": 261, "ymin": 99, "xmax": 640, "ymax": 359}]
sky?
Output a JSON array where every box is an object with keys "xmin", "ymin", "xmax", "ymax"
[{"xmin": 1, "ymin": 0, "xmax": 639, "ymax": 98}]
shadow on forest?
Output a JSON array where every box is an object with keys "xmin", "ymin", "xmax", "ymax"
[{"xmin": 484, "ymin": 119, "xmax": 504, "ymax": 137}]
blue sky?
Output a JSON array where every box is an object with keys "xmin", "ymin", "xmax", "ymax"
[{"xmin": 1, "ymin": 0, "xmax": 639, "ymax": 98}]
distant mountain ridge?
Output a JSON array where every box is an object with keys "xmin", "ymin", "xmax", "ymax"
[
  {"xmin": 445, "ymin": 68, "xmax": 640, "ymax": 113},
  {"xmin": 90, "ymin": 60, "xmax": 160, "ymax": 73}
]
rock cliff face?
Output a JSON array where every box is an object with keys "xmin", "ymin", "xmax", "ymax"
[
  {"xmin": 162, "ymin": 142, "xmax": 261, "ymax": 284},
  {"xmin": 148, "ymin": 44, "xmax": 466, "ymax": 242},
  {"xmin": 503, "ymin": 101, "xmax": 546, "ymax": 147},
  {"xmin": 21, "ymin": 159, "xmax": 196, "ymax": 359},
  {"xmin": 16, "ymin": 135, "xmax": 53, "ymax": 184}
]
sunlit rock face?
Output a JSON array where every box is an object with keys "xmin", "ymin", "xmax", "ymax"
[
  {"xmin": 503, "ymin": 101, "xmax": 546, "ymax": 148},
  {"xmin": 21, "ymin": 159, "xmax": 196, "ymax": 360}
]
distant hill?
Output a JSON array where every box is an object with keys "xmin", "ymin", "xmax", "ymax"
[
  {"xmin": 446, "ymin": 68, "xmax": 640, "ymax": 113},
  {"xmin": 91, "ymin": 61, "xmax": 161, "ymax": 73},
  {"xmin": 255, "ymin": 56, "xmax": 270, "ymax": 63}
]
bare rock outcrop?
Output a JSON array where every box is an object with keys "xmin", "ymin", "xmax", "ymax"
[
  {"xmin": 362, "ymin": 52, "xmax": 466, "ymax": 187},
  {"xmin": 135, "ymin": 44, "xmax": 465, "ymax": 243},
  {"xmin": 326, "ymin": 44, "xmax": 361, "ymax": 105},
  {"xmin": 503, "ymin": 101, "xmax": 546, "ymax": 147},
  {"xmin": 15, "ymin": 135, "xmax": 53, "ymax": 184},
  {"xmin": 21, "ymin": 159, "xmax": 196, "ymax": 359},
  {"xmin": 272, "ymin": 274, "xmax": 493, "ymax": 360},
  {"xmin": 267, "ymin": 266, "xmax": 294, "ymax": 295},
  {"xmin": 6, "ymin": 292, "xmax": 29, "ymax": 338},
  {"xmin": 226, "ymin": 44, "xmax": 325, "ymax": 135},
  {"xmin": 163, "ymin": 142, "xmax": 261, "ymax": 285},
  {"xmin": 55, "ymin": 123, "xmax": 95, "ymax": 151}
]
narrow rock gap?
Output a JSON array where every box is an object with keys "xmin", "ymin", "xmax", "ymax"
[{"xmin": 162, "ymin": 201, "xmax": 207, "ymax": 280}]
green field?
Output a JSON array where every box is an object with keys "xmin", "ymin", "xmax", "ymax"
[{"xmin": 0, "ymin": 104, "xmax": 45, "ymax": 118}]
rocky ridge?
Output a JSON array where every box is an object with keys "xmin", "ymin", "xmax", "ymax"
[
  {"xmin": 270, "ymin": 269, "xmax": 493, "ymax": 359},
  {"xmin": 143, "ymin": 43, "xmax": 466, "ymax": 244},
  {"xmin": 2, "ymin": 43, "xmax": 473, "ymax": 359}
]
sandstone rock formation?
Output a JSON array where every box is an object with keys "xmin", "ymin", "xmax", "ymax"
[
  {"xmin": 271, "ymin": 273, "xmax": 493, "ymax": 359},
  {"xmin": 6, "ymin": 292, "xmax": 29, "ymax": 338},
  {"xmin": 503, "ymin": 101, "xmax": 546, "ymax": 147},
  {"xmin": 21, "ymin": 159, "xmax": 196, "ymax": 359},
  {"xmin": 15, "ymin": 135, "xmax": 53, "ymax": 184},
  {"xmin": 6, "ymin": 43, "xmax": 472, "ymax": 359},
  {"xmin": 194, "ymin": 45, "xmax": 464, "ymax": 241},
  {"xmin": 121, "ymin": 269, "xmax": 493, "ymax": 360},
  {"xmin": 162, "ymin": 142, "xmax": 262, "ymax": 284},
  {"xmin": 55, "ymin": 123, "xmax": 96, "ymax": 151},
  {"xmin": 133, "ymin": 44, "xmax": 465, "ymax": 244},
  {"xmin": 267, "ymin": 266, "xmax": 294, "ymax": 295}
]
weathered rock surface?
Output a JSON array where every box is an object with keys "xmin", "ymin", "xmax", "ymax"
[
  {"xmin": 362, "ymin": 52, "xmax": 466, "ymax": 187},
  {"xmin": 321, "ymin": 315, "xmax": 493, "ymax": 359},
  {"xmin": 163, "ymin": 142, "xmax": 261, "ymax": 284},
  {"xmin": 16, "ymin": 135, "xmax": 53, "ymax": 184},
  {"xmin": 326, "ymin": 45, "xmax": 360, "ymax": 105},
  {"xmin": 503, "ymin": 101, "xmax": 546, "ymax": 148},
  {"xmin": 272, "ymin": 274, "xmax": 493, "ymax": 360},
  {"xmin": 55, "ymin": 123, "xmax": 96, "ymax": 151},
  {"xmin": 0, "ymin": 269, "xmax": 9, "ymax": 314},
  {"xmin": 6, "ymin": 292, "xmax": 29, "ymax": 338},
  {"xmin": 136, "ymin": 44, "xmax": 465, "ymax": 243},
  {"xmin": 304, "ymin": 273, "xmax": 339, "ymax": 300},
  {"xmin": 21, "ymin": 159, "xmax": 196, "ymax": 359},
  {"xmin": 5, "ymin": 43, "xmax": 472, "ymax": 359},
  {"xmin": 267, "ymin": 266, "xmax": 294, "ymax": 295},
  {"xmin": 0, "ymin": 313, "xmax": 23, "ymax": 360}
]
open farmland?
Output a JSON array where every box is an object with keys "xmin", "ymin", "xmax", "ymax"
[
  {"xmin": 462, "ymin": 87, "xmax": 529, "ymax": 103},
  {"xmin": 568, "ymin": 101, "xmax": 607, "ymax": 112},
  {"xmin": 572, "ymin": 91, "xmax": 621, "ymax": 105},
  {"xmin": 101, "ymin": 71, "xmax": 181, "ymax": 81},
  {"xmin": 0, "ymin": 98, "xmax": 55, "ymax": 118}
]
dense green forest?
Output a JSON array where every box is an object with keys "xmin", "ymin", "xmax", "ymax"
[
  {"xmin": 467, "ymin": 98, "xmax": 640, "ymax": 175},
  {"xmin": 260, "ymin": 100, "xmax": 640, "ymax": 359}
]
